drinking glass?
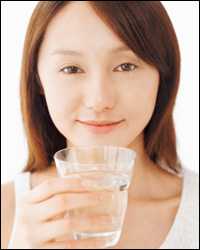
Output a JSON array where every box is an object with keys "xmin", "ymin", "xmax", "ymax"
[{"xmin": 54, "ymin": 145, "xmax": 136, "ymax": 248}]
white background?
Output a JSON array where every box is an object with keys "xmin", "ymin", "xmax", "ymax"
[{"xmin": 1, "ymin": 1, "xmax": 199, "ymax": 184}]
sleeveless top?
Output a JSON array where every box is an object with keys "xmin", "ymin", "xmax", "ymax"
[{"xmin": 10, "ymin": 167, "xmax": 199, "ymax": 249}]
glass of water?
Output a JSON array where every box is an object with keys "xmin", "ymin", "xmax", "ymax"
[{"xmin": 54, "ymin": 145, "xmax": 136, "ymax": 248}]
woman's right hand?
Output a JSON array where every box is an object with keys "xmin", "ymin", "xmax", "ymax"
[{"xmin": 8, "ymin": 177, "xmax": 112, "ymax": 249}]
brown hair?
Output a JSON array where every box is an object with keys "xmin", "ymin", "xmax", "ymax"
[{"xmin": 20, "ymin": 1, "xmax": 182, "ymax": 173}]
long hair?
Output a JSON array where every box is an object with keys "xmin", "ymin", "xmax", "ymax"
[{"xmin": 20, "ymin": 1, "xmax": 181, "ymax": 173}]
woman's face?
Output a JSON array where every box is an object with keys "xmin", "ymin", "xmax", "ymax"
[{"xmin": 38, "ymin": 2, "xmax": 159, "ymax": 148}]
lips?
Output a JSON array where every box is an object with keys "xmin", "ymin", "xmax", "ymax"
[
  {"xmin": 76, "ymin": 120, "xmax": 124, "ymax": 126},
  {"xmin": 76, "ymin": 119, "xmax": 124, "ymax": 134}
]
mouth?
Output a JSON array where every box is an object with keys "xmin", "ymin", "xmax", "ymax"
[{"xmin": 76, "ymin": 119, "xmax": 125, "ymax": 134}]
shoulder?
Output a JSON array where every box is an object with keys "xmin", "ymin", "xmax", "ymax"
[
  {"xmin": 161, "ymin": 168, "xmax": 199, "ymax": 249},
  {"xmin": 182, "ymin": 167, "xmax": 199, "ymax": 216},
  {"xmin": 182, "ymin": 167, "xmax": 199, "ymax": 196},
  {"xmin": 183, "ymin": 167, "xmax": 199, "ymax": 181},
  {"xmin": 182, "ymin": 167, "xmax": 199, "ymax": 212},
  {"xmin": 179, "ymin": 167, "xmax": 199, "ymax": 247},
  {"xmin": 1, "ymin": 181, "xmax": 16, "ymax": 249},
  {"xmin": 1, "ymin": 181, "xmax": 15, "ymax": 213}
]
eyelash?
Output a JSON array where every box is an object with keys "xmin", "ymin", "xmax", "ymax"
[{"xmin": 60, "ymin": 63, "xmax": 138, "ymax": 74}]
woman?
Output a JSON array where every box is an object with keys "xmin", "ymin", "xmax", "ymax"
[{"xmin": 1, "ymin": 1, "xmax": 199, "ymax": 249}]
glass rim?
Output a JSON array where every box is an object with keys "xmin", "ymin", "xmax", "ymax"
[{"xmin": 53, "ymin": 145, "xmax": 137, "ymax": 164}]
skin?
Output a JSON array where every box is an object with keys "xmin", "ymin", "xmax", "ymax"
[
  {"xmin": 37, "ymin": 1, "xmax": 160, "ymax": 150},
  {"xmin": 1, "ymin": 2, "xmax": 183, "ymax": 249}
]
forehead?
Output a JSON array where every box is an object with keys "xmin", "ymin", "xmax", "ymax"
[{"xmin": 40, "ymin": 2, "xmax": 133, "ymax": 58}]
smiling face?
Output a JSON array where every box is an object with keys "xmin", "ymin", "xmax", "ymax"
[{"xmin": 37, "ymin": 1, "xmax": 160, "ymax": 149}]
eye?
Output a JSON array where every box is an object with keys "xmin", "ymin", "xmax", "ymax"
[
  {"xmin": 114, "ymin": 63, "xmax": 137, "ymax": 72},
  {"xmin": 60, "ymin": 66, "xmax": 83, "ymax": 74},
  {"xmin": 60, "ymin": 63, "xmax": 137, "ymax": 74}
]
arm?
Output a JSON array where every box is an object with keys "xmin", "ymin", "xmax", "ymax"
[{"xmin": 1, "ymin": 182, "xmax": 15, "ymax": 249}]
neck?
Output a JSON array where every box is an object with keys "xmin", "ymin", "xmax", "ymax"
[
  {"xmin": 126, "ymin": 133, "xmax": 159, "ymax": 200},
  {"xmin": 51, "ymin": 134, "xmax": 171, "ymax": 201},
  {"xmin": 65, "ymin": 133, "xmax": 161, "ymax": 199}
]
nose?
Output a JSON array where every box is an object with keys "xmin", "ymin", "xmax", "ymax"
[{"xmin": 83, "ymin": 76, "xmax": 116, "ymax": 113}]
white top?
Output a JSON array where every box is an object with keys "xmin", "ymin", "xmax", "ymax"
[{"xmin": 11, "ymin": 167, "xmax": 199, "ymax": 249}]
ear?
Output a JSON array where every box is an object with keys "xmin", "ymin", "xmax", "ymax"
[
  {"xmin": 36, "ymin": 72, "xmax": 44, "ymax": 95},
  {"xmin": 38, "ymin": 85, "xmax": 44, "ymax": 95}
]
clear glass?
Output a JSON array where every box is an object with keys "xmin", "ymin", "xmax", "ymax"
[{"xmin": 54, "ymin": 145, "xmax": 136, "ymax": 248}]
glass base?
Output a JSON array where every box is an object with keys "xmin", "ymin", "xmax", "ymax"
[{"xmin": 73, "ymin": 230, "xmax": 121, "ymax": 248}]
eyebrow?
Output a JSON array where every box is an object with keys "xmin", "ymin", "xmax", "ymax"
[{"xmin": 50, "ymin": 46, "xmax": 135, "ymax": 57}]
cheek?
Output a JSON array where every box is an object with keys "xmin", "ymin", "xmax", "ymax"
[
  {"xmin": 124, "ymin": 81, "xmax": 159, "ymax": 133},
  {"xmin": 43, "ymin": 85, "xmax": 78, "ymax": 132}
]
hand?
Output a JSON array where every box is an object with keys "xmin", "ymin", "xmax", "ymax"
[{"xmin": 8, "ymin": 177, "xmax": 112, "ymax": 249}]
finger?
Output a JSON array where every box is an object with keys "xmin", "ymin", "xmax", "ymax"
[
  {"xmin": 70, "ymin": 213, "xmax": 115, "ymax": 232},
  {"xmin": 39, "ymin": 241, "xmax": 69, "ymax": 249},
  {"xmin": 25, "ymin": 176, "xmax": 89, "ymax": 203},
  {"xmin": 31, "ymin": 192, "xmax": 103, "ymax": 222},
  {"xmin": 33, "ymin": 219, "xmax": 71, "ymax": 244},
  {"xmin": 33, "ymin": 211, "xmax": 113, "ymax": 243},
  {"xmin": 54, "ymin": 213, "xmax": 115, "ymax": 242},
  {"xmin": 66, "ymin": 237, "xmax": 111, "ymax": 249}
]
